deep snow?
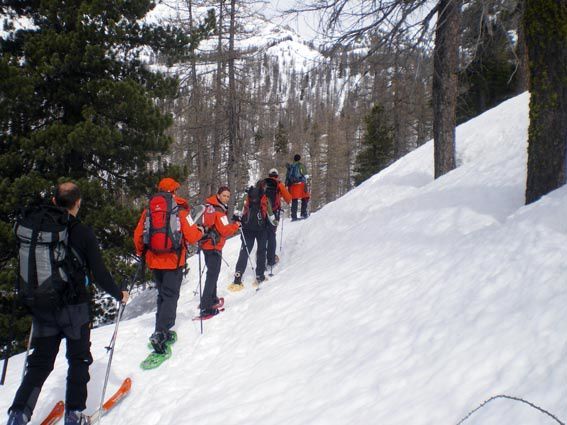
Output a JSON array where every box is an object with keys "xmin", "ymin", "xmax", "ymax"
[{"xmin": 2, "ymin": 92, "xmax": 566, "ymax": 425}]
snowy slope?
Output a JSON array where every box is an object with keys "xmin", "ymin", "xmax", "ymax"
[{"xmin": 2, "ymin": 91, "xmax": 567, "ymax": 425}]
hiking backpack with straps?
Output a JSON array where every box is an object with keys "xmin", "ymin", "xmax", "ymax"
[
  {"xmin": 14, "ymin": 205, "xmax": 85, "ymax": 311},
  {"xmin": 242, "ymin": 186, "xmax": 267, "ymax": 231},
  {"xmin": 285, "ymin": 162, "xmax": 304, "ymax": 185},
  {"xmin": 264, "ymin": 178, "xmax": 280, "ymax": 211},
  {"xmin": 142, "ymin": 192, "xmax": 182, "ymax": 254}
]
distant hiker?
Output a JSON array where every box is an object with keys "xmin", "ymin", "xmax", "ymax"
[
  {"xmin": 199, "ymin": 187, "xmax": 241, "ymax": 316},
  {"xmin": 228, "ymin": 180, "xmax": 274, "ymax": 291},
  {"xmin": 134, "ymin": 177, "xmax": 203, "ymax": 354},
  {"xmin": 285, "ymin": 154, "xmax": 310, "ymax": 221},
  {"xmin": 7, "ymin": 182, "xmax": 128, "ymax": 425},
  {"xmin": 263, "ymin": 168, "xmax": 291, "ymax": 268}
]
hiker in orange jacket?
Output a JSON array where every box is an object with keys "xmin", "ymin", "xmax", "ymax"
[
  {"xmin": 264, "ymin": 169, "xmax": 291, "ymax": 268},
  {"xmin": 199, "ymin": 186, "xmax": 240, "ymax": 317},
  {"xmin": 133, "ymin": 177, "xmax": 203, "ymax": 353},
  {"xmin": 285, "ymin": 154, "xmax": 310, "ymax": 221}
]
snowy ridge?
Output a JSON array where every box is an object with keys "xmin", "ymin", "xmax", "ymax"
[{"xmin": 2, "ymin": 92, "xmax": 566, "ymax": 425}]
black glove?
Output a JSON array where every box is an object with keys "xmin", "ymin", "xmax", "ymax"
[{"xmin": 232, "ymin": 214, "xmax": 241, "ymax": 222}]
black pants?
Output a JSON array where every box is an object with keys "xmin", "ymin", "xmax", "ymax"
[
  {"xmin": 201, "ymin": 250, "xmax": 222, "ymax": 310},
  {"xmin": 153, "ymin": 268, "xmax": 183, "ymax": 333},
  {"xmin": 10, "ymin": 322, "xmax": 93, "ymax": 419},
  {"xmin": 235, "ymin": 229, "xmax": 267, "ymax": 279},
  {"xmin": 266, "ymin": 221, "xmax": 278, "ymax": 267},
  {"xmin": 291, "ymin": 198, "xmax": 309, "ymax": 219}
]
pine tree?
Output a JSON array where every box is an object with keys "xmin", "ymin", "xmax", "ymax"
[
  {"xmin": 0, "ymin": 0, "xmax": 214, "ymax": 356},
  {"xmin": 354, "ymin": 104, "xmax": 395, "ymax": 185}
]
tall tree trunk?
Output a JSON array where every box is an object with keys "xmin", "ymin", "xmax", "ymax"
[
  {"xmin": 525, "ymin": 0, "xmax": 567, "ymax": 204},
  {"xmin": 432, "ymin": 0, "xmax": 462, "ymax": 179},
  {"xmin": 514, "ymin": 0, "xmax": 529, "ymax": 93},
  {"xmin": 226, "ymin": 0, "xmax": 239, "ymax": 202},
  {"xmin": 187, "ymin": 0, "xmax": 210, "ymax": 197},
  {"xmin": 213, "ymin": 0, "xmax": 225, "ymax": 192}
]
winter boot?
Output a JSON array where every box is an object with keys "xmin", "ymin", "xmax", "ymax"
[
  {"xmin": 149, "ymin": 331, "xmax": 167, "ymax": 354},
  {"xmin": 166, "ymin": 330, "xmax": 177, "ymax": 346},
  {"xmin": 211, "ymin": 297, "xmax": 224, "ymax": 309},
  {"xmin": 253, "ymin": 275, "xmax": 267, "ymax": 288},
  {"xmin": 199, "ymin": 308, "xmax": 220, "ymax": 318},
  {"xmin": 64, "ymin": 410, "xmax": 90, "ymax": 425},
  {"xmin": 228, "ymin": 272, "xmax": 244, "ymax": 292},
  {"xmin": 7, "ymin": 410, "xmax": 28, "ymax": 425}
]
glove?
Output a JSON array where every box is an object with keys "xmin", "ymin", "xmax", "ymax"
[{"xmin": 232, "ymin": 213, "xmax": 241, "ymax": 222}]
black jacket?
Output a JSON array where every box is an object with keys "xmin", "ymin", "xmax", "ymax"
[{"xmin": 68, "ymin": 215, "xmax": 122, "ymax": 303}]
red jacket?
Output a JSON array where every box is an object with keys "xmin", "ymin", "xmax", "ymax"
[
  {"xmin": 289, "ymin": 182, "xmax": 310, "ymax": 200},
  {"xmin": 134, "ymin": 195, "xmax": 203, "ymax": 270},
  {"xmin": 200, "ymin": 195, "xmax": 240, "ymax": 251}
]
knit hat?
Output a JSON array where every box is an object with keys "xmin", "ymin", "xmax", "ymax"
[
  {"xmin": 158, "ymin": 177, "xmax": 180, "ymax": 193},
  {"xmin": 293, "ymin": 154, "xmax": 301, "ymax": 161},
  {"xmin": 269, "ymin": 168, "xmax": 278, "ymax": 177}
]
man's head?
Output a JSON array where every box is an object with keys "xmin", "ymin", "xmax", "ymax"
[
  {"xmin": 158, "ymin": 177, "xmax": 181, "ymax": 193},
  {"xmin": 269, "ymin": 168, "xmax": 278, "ymax": 178},
  {"xmin": 54, "ymin": 182, "xmax": 81, "ymax": 215},
  {"xmin": 293, "ymin": 154, "xmax": 301, "ymax": 162}
]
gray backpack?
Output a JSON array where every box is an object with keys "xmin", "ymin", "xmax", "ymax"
[{"xmin": 14, "ymin": 205, "xmax": 84, "ymax": 311}]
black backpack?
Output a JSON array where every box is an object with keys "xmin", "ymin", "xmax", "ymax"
[
  {"xmin": 14, "ymin": 205, "xmax": 85, "ymax": 311},
  {"xmin": 242, "ymin": 186, "xmax": 267, "ymax": 231},
  {"xmin": 264, "ymin": 178, "xmax": 280, "ymax": 211}
]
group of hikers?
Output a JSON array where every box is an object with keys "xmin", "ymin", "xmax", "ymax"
[{"xmin": 5, "ymin": 155, "xmax": 310, "ymax": 424}]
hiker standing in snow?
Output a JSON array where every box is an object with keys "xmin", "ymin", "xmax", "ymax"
[
  {"xmin": 199, "ymin": 187, "xmax": 240, "ymax": 316},
  {"xmin": 7, "ymin": 182, "xmax": 129, "ymax": 425},
  {"xmin": 133, "ymin": 177, "xmax": 203, "ymax": 354},
  {"xmin": 263, "ymin": 169, "xmax": 291, "ymax": 269},
  {"xmin": 286, "ymin": 154, "xmax": 310, "ymax": 221},
  {"xmin": 228, "ymin": 180, "xmax": 274, "ymax": 291}
]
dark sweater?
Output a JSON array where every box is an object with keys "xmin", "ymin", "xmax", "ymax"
[{"xmin": 69, "ymin": 215, "xmax": 122, "ymax": 303}]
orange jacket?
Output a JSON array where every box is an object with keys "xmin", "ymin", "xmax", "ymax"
[
  {"xmin": 289, "ymin": 182, "xmax": 310, "ymax": 200},
  {"xmin": 134, "ymin": 195, "xmax": 203, "ymax": 270},
  {"xmin": 200, "ymin": 195, "xmax": 240, "ymax": 251}
]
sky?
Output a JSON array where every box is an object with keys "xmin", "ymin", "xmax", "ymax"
[{"xmin": 1, "ymin": 91, "xmax": 566, "ymax": 425}]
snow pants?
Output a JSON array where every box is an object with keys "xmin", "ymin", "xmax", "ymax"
[
  {"xmin": 201, "ymin": 249, "xmax": 222, "ymax": 310},
  {"xmin": 291, "ymin": 198, "xmax": 309, "ymax": 220},
  {"xmin": 235, "ymin": 229, "xmax": 267, "ymax": 279},
  {"xmin": 10, "ymin": 321, "xmax": 92, "ymax": 419},
  {"xmin": 153, "ymin": 268, "xmax": 183, "ymax": 333}
]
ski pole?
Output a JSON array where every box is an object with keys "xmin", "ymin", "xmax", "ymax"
[
  {"xmin": 197, "ymin": 247, "xmax": 203, "ymax": 335},
  {"xmin": 97, "ymin": 258, "xmax": 144, "ymax": 425},
  {"xmin": 239, "ymin": 228, "xmax": 255, "ymax": 276}
]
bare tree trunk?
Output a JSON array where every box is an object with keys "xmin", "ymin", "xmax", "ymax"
[
  {"xmin": 187, "ymin": 0, "xmax": 210, "ymax": 198},
  {"xmin": 514, "ymin": 0, "xmax": 529, "ymax": 93},
  {"xmin": 432, "ymin": 0, "xmax": 462, "ymax": 179},
  {"xmin": 525, "ymin": 0, "xmax": 567, "ymax": 204},
  {"xmin": 226, "ymin": 0, "xmax": 239, "ymax": 202},
  {"xmin": 212, "ymin": 0, "xmax": 225, "ymax": 192}
]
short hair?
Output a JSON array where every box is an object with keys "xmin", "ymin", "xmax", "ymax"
[
  {"xmin": 55, "ymin": 182, "xmax": 81, "ymax": 209},
  {"xmin": 217, "ymin": 186, "xmax": 231, "ymax": 195},
  {"xmin": 294, "ymin": 154, "xmax": 301, "ymax": 161}
]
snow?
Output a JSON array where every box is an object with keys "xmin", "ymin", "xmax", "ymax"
[{"xmin": 2, "ymin": 91, "xmax": 567, "ymax": 425}]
